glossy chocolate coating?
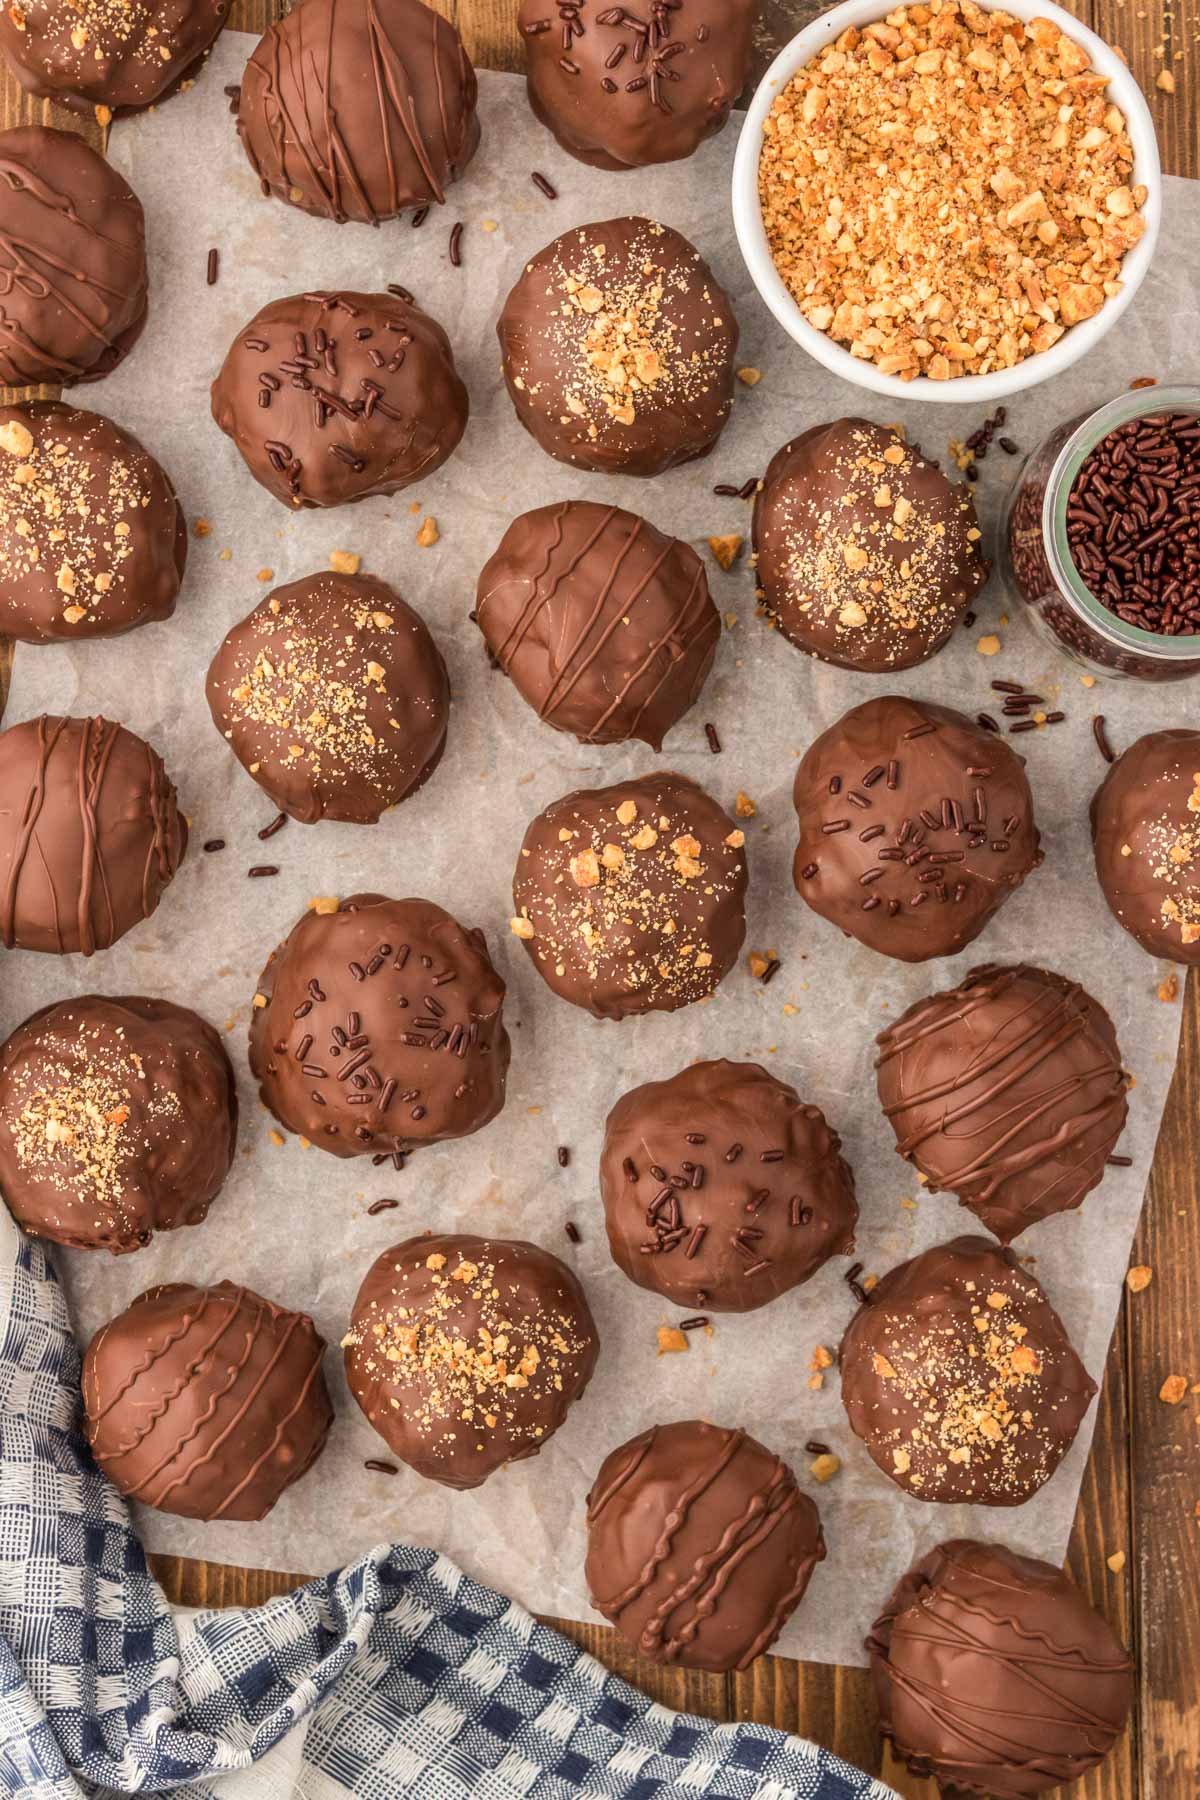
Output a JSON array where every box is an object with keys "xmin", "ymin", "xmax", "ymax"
[
  {"xmin": 345, "ymin": 1232, "xmax": 599, "ymax": 1488},
  {"xmin": 0, "ymin": 0, "xmax": 227, "ymax": 114},
  {"xmin": 475, "ymin": 499, "xmax": 719, "ymax": 749},
  {"xmin": 0, "ymin": 714, "xmax": 187, "ymax": 956},
  {"xmin": 83, "ymin": 1280, "xmax": 332, "ymax": 1519},
  {"xmin": 585, "ymin": 1419, "xmax": 825, "ymax": 1672},
  {"xmin": 752, "ymin": 419, "xmax": 988, "ymax": 672},
  {"xmin": 1091, "ymin": 728, "xmax": 1200, "ymax": 964},
  {"xmin": 237, "ymin": 0, "xmax": 479, "ymax": 224},
  {"xmin": 876, "ymin": 964, "xmax": 1128, "ymax": 1244},
  {"xmin": 840, "ymin": 1236, "xmax": 1096, "ymax": 1506},
  {"xmin": 868, "ymin": 1538, "xmax": 1133, "ymax": 1798},
  {"xmin": 497, "ymin": 217, "xmax": 737, "ymax": 477},
  {"xmin": 600, "ymin": 1058, "xmax": 857, "ymax": 1311},
  {"xmin": 211, "ymin": 289, "xmax": 468, "ymax": 510},
  {"xmin": 0, "ymin": 402, "xmax": 185, "ymax": 643},
  {"xmin": 0, "ymin": 126, "xmax": 147, "ymax": 388},
  {"xmin": 207, "ymin": 569, "xmax": 449, "ymax": 824},
  {"xmin": 519, "ymin": 0, "xmax": 754, "ymax": 172},
  {"xmin": 793, "ymin": 695, "xmax": 1042, "ymax": 963},
  {"xmin": 0, "ymin": 995, "xmax": 236, "ymax": 1253},
  {"xmin": 249, "ymin": 893, "xmax": 509, "ymax": 1159},
  {"xmin": 511, "ymin": 771, "xmax": 747, "ymax": 1020}
]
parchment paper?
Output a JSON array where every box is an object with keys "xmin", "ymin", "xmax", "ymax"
[{"xmin": 3, "ymin": 38, "xmax": 1197, "ymax": 1669}]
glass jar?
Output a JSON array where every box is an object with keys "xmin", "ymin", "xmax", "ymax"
[{"xmin": 1002, "ymin": 384, "xmax": 1200, "ymax": 681}]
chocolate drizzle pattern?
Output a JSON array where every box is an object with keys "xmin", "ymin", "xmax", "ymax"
[
  {"xmin": 600, "ymin": 1058, "xmax": 858, "ymax": 1311},
  {"xmin": 249, "ymin": 892, "xmax": 510, "ymax": 1160},
  {"xmin": 211, "ymin": 289, "xmax": 468, "ymax": 510},
  {"xmin": 867, "ymin": 1538, "xmax": 1134, "ymax": 1798},
  {"xmin": 876, "ymin": 964, "xmax": 1129, "ymax": 1244},
  {"xmin": 237, "ymin": 0, "xmax": 479, "ymax": 224},
  {"xmin": 792, "ymin": 694, "xmax": 1043, "ymax": 963},
  {"xmin": 0, "ymin": 714, "xmax": 187, "ymax": 956},
  {"xmin": 519, "ymin": 0, "xmax": 754, "ymax": 172},
  {"xmin": 475, "ymin": 499, "xmax": 719, "ymax": 749},
  {"xmin": 0, "ymin": 0, "xmax": 228, "ymax": 115},
  {"xmin": 83, "ymin": 1279, "xmax": 333, "ymax": 1520},
  {"xmin": 1091, "ymin": 727, "xmax": 1200, "ymax": 964},
  {"xmin": 585, "ymin": 1419, "xmax": 825, "ymax": 1671},
  {"xmin": 0, "ymin": 125, "xmax": 148, "ymax": 387}
]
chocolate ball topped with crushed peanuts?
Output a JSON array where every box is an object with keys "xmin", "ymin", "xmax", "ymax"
[
  {"xmin": 0, "ymin": 0, "xmax": 227, "ymax": 115},
  {"xmin": 249, "ymin": 893, "xmax": 509, "ymax": 1163},
  {"xmin": 758, "ymin": 0, "xmax": 1147, "ymax": 381},
  {"xmin": 840, "ymin": 1235, "xmax": 1097, "ymax": 1506},
  {"xmin": 344, "ymin": 1233, "xmax": 599, "ymax": 1488},
  {"xmin": 0, "ymin": 995, "xmax": 236, "ymax": 1254},
  {"xmin": 1091, "ymin": 729, "xmax": 1200, "ymax": 966},
  {"xmin": 753, "ymin": 420, "xmax": 988, "ymax": 672},
  {"xmin": 511, "ymin": 772, "xmax": 748, "ymax": 1020},
  {"xmin": 0, "ymin": 403, "xmax": 185, "ymax": 644},
  {"xmin": 497, "ymin": 217, "xmax": 738, "ymax": 477},
  {"xmin": 207, "ymin": 569, "xmax": 449, "ymax": 825}
]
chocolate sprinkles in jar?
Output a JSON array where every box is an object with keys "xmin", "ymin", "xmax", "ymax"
[{"xmin": 1003, "ymin": 385, "xmax": 1200, "ymax": 680}]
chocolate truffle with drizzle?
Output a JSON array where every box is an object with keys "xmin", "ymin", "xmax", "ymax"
[
  {"xmin": 0, "ymin": 995, "xmax": 236, "ymax": 1254},
  {"xmin": 1091, "ymin": 728, "xmax": 1200, "ymax": 964},
  {"xmin": 497, "ymin": 217, "xmax": 738, "ymax": 477},
  {"xmin": 519, "ymin": 0, "xmax": 754, "ymax": 172},
  {"xmin": 511, "ymin": 772, "xmax": 748, "ymax": 1020},
  {"xmin": 475, "ymin": 499, "xmax": 719, "ymax": 749},
  {"xmin": 0, "ymin": 714, "xmax": 188, "ymax": 956},
  {"xmin": 876, "ymin": 964, "xmax": 1129, "ymax": 1244},
  {"xmin": 211, "ymin": 289, "xmax": 468, "ymax": 510},
  {"xmin": 344, "ymin": 1232, "xmax": 599, "ymax": 1488},
  {"xmin": 585, "ymin": 1419, "xmax": 825, "ymax": 1672},
  {"xmin": 0, "ymin": 0, "xmax": 227, "ymax": 114},
  {"xmin": 237, "ymin": 0, "xmax": 479, "ymax": 225},
  {"xmin": 600, "ymin": 1059, "xmax": 857, "ymax": 1311},
  {"xmin": 0, "ymin": 126, "xmax": 147, "ymax": 388},
  {"xmin": 840, "ymin": 1236, "xmax": 1097, "ymax": 1506},
  {"xmin": 793, "ymin": 695, "xmax": 1043, "ymax": 963},
  {"xmin": 250, "ymin": 894, "xmax": 510, "ymax": 1162},
  {"xmin": 84, "ymin": 1280, "xmax": 332, "ymax": 1519},
  {"xmin": 207, "ymin": 569, "xmax": 449, "ymax": 823},
  {"xmin": 0, "ymin": 403, "xmax": 186, "ymax": 643},
  {"xmin": 868, "ymin": 1539, "xmax": 1133, "ymax": 1797},
  {"xmin": 753, "ymin": 419, "xmax": 988, "ymax": 672}
]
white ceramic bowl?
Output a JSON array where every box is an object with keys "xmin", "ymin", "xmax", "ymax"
[{"xmin": 731, "ymin": 0, "xmax": 1162, "ymax": 405}]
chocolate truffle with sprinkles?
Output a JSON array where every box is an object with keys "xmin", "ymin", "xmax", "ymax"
[
  {"xmin": 344, "ymin": 1232, "xmax": 599, "ymax": 1488},
  {"xmin": 868, "ymin": 1538, "xmax": 1134, "ymax": 1798},
  {"xmin": 793, "ymin": 695, "xmax": 1043, "ymax": 964},
  {"xmin": 475, "ymin": 499, "xmax": 719, "ymax": 749},
  {"xmin": 753, "ymin": 419, "xmax": 988, "ymax": 672},
  {"xmin": 600, "ymin": 1059, "xmax": 857, "ymax": 1312},
  {"xmin": 84, "ymin": 1280, "xmax": 332, "ymax": 1520},
  {"xmin": 207, "ymin": 570, "xmax": 449, "ymax": 824},
  {"xmin": 497, "ymin": 217, "xmax": 738, "ymax": 477},
  {"xmin": 0, "ymin": 126, "xmax": 147, "ymax": 389},
  {"xmin": 1091, "ymin": 728, "xmax": 1200, "ymax": 964},
  {"xmin": 511, "ymin": 772, "xmax": 748, "ymax": 1020},
  {"xmin": 876, "ymin": 964, "xmax": 1129, "ymax": 1245},
  {"xmin": 249, "ymin": 893, "xmax": 509, "ymax": 1160},
  {"xmin": 0, "ymin": 714, "xmax": 188, "ymax": 956},
  {"xmin": 0, "ymin": 0, "xmax": 227, "ymax": 115},
  {"xmin": 211, "ymin": 289, "xmax": 468, "ymax": 510},
  {"xmin": 585, "ymin": 1419, "xmax": 825, "ymax": 1672},
  {"xmin": 520, "ymin": 0, "xmax": 754, "ymax": 173},
  {"xmin": 237, "ymin": 0, "xmax": 479, "ymax": 226},
  {"xmin": 0, "ymin": 995, "xmax": 236, "ymax": 1254},
  {"xmin": 840, "ymin": 1235, "xmax": 1096, "ymax": 1506},
  {"xmin": 0, "ymin": 403, "xmax": 185, "ymax": 644}
]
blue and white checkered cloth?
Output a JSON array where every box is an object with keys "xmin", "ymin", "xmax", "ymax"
[{"xmin": 0, "ymin": 1213, "xmax": 893, "ymax": 1799}]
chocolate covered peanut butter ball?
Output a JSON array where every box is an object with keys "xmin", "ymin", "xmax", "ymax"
[
  {"xmin": 0, "ymin": 0, "xmax": 227, "ymax": 114},
  {"xmin": 1091, "ymin": 728, "xmax": 1200, "ymax": 964}
]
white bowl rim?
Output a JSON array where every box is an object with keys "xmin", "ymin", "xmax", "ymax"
[{"xmin": 731, "ymin": 0, "xmax": 1164, "ymax": 405}]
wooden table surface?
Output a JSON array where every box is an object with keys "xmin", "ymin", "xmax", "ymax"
[{"xmin": 0, "ymin": 2, "xmax": 1194, "ymax": 1794}]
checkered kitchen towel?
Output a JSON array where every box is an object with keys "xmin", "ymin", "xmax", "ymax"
[{"xmin": 0, "ymin": 1216, "xmax": 893, "ymax": 1800}]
